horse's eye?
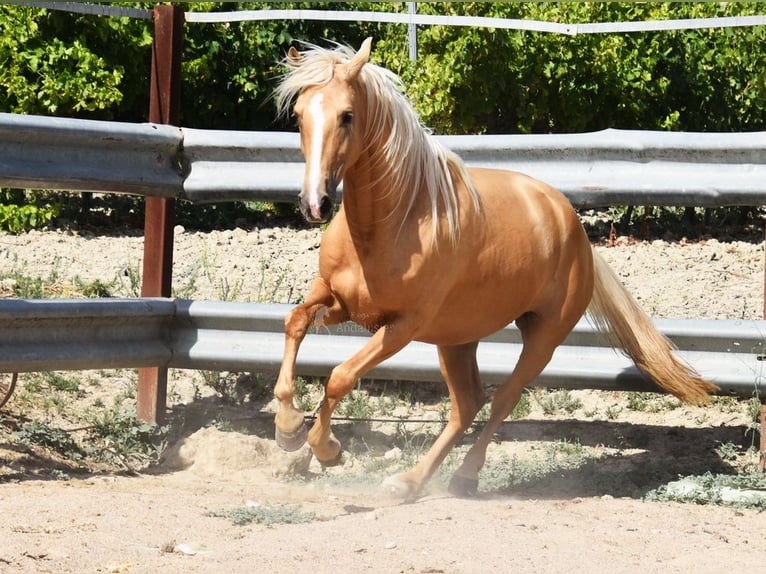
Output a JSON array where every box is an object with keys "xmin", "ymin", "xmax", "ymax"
[
  {"xmin": 340, "ymin": 111, "xmax": 353, "ymax": 126},
  {"xmin": 292, "ymin": 112, "xmax": 301, "ymax": 129}
]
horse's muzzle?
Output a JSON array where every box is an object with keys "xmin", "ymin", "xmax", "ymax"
[
  {"xmin": 299, "ymin": 177, "xmax": 338, "ymax": 224},
  {"xmin": 299, "ymin": 193, "xmax": 334, "ymax": 224}
]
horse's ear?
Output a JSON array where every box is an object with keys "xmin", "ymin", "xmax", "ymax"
[
  {"xmin": 346, "ymin": 37, "xmax": 373, "ymax": 80},
  {"xmin": 286, "ymin": 46, "xmax": 303, "ymax": 68}
]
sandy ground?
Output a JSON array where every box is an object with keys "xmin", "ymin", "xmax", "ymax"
[
  {"xmin": 1, "ymin": 473, "xmax": 765, "ymax": 574},
  {"xmin": 0, "ymin": 225, "xmax": 763, "ymax": 318},
  {"xmin": 1, "ymin": 224, "xmax": 765, "ymax": 573}
]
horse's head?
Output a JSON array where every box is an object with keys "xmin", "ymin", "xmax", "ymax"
[{"xmin": 288, "ymin": 38, "xmax": 372, "ymax": 223}]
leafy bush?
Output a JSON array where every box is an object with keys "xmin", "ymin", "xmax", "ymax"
[
  {"xmin": 2, "ymin": 3, "xmax": 766, "ymax": 234},
  {"xmin": 3, "ymin": 2, "xmax": 766, "ymax": 133},
  {"xmin": 0, "ymin": 190, "xmax": 59, "ymax": 233}
]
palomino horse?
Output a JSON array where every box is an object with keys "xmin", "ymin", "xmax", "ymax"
[{"xmin": 273, "ymin": 38, "xmax": 717, "ymax": 498}]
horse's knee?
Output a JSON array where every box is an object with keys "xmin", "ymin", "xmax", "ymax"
[{"xmin": 284, "ymin": 306, "xmax": 311, "ymax": 340}]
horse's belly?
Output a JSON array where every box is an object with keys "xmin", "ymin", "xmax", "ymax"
[{"xmin": 414, "ymin": 299, "xmax": 527, "ymax": 346}]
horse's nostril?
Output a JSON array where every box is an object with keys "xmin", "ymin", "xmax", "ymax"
[{"xmin": 320, "ymin": 195, "xmax": 334, "ymax": 220}]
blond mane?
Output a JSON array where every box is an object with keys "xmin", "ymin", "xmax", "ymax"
[{"xmin": 275, "ymin": 43, "xmax": 481, "ymax": 244}]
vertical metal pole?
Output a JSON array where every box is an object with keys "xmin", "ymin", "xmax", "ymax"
[
  {"xmin": 760, "ymin": 403, "xmax": 766, "ymax": 472},
  {"xmin": 407, "ymin": 2, "xmax": 417, "ymax": 61},
  {"xmin": 762, "ymin": 217, "xmax": 766, "ymax": 471},
  {"xmin": 137, "ymin": 4, "xmax": 183, "ymax": 424}
]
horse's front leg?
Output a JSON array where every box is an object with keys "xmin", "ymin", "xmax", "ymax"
[
  {"xmin": 274, "ymin": 278, "xmax": 344, "ymax": 451},
  {"xmin": 308, "ymin": 319, "xmax": 415, "ymax": 463}
]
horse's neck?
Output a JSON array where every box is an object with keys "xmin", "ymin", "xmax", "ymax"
[{"xmin": 341, "ymin": 153, "xmax": 417, "ymax": 244}]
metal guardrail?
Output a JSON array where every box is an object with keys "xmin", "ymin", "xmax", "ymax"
[
  {"xmin": 1, "ymin": 298, "xmax": 763, "ymax": 399},
  {"xmin": 0, "ymin": 298, "xmax": 173, "ymax": 371},
  {"xmin": 2, "ymin": 112, "xmax": 766, "ymax": 207},
  {"xmin": 0, "ymin": 113, "xmax": 183, "ymax": 197}
]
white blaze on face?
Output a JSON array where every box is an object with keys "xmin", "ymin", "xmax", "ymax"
[{"xmin": 306, "ymin": 93, "xmax": 325, "ymax": 219}]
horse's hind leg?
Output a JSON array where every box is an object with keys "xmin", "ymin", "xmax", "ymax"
[
  {"xmin": 274, "ymin": 278, "xmax": 343, "ymax": 451},
  {"xmin": 448, "ymin": 313, "xmax": 569, "ymax": 496},
  {"xmin": 383, "ymin": 342, "xmax": 485, "ymax": 499}
]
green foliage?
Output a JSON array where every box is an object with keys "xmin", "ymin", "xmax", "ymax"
[
  {"xmin": 626, "ymin": 391, "xmax": 681, "ymax": 413},
  {"xmin": 16, "ymin": 419, "xmax": 85, "ymax": 461},
  {"xmin": 0, "ymin": 203, "xmax": 57, "ymax": 233},
  {"xmin": 0, "ymin": 190, "xmax": 59, "ymax": 233},
  {"xmin": 508, "ymin": 391, "xmax": 531, "ymax": 420},
  {"xmin": 538, "ymin": 389, "xmax": 583, "ymax": 416},
  {"xmin": 0, "ymin": 4, "xmax": 151, "ymax": 119},
  {"xmin": 338, "ymin": 383, "xmax": 374, "ymax": 419},
  {"xmin": 478, "ymin": 440, "xmax": 590, "ymax": 492},
  {"xmin": 2, "ymin": 2, "xmax": 765, "ymax": 133},
  {"xmin": 73, "ymin": 277, "xmax": 115, "ymax": 298},
  {"xmin": 84, "ymin": 403, "xmax": 166, "ymax": 467},
  {"xmin": 369, "ymin": 2, "xmax": 766, "ymax": 134},
  {"xmin": 646, "ymin": 472, "xmax": 766, "ymax": 509},
  {"xmin": 2, "ymin": 3, "xmax": 766, "ymax": 235},
  {"xmin": 0, "ymin": 254, "xmax": 61, "ymax": 298},
  {"xmin": 211, "ymin": 503, "xmax": 317, "ymax": 526}
]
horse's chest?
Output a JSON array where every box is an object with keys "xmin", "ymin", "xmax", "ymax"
[{"xmin": 327, "ymin": 265, "xmax": 403, "ymax": 329}]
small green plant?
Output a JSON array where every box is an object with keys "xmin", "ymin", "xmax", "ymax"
[
  {"xmin": 84, "ymin": 404, "xmax": 166, "ymax": 469},
  {"xmin": 605, "ymin": 405, "xmax": 623, "ymax": 420},
  {"xmin": 200, "ymin": 247, "xmax": 244, "ymax": 302},
  {"xmin": 15, "ymin": 372, "xmax": 82, "ymax": 416},
  {"xmin": 211, "ymin": 503, "xmax": 317, "ymax": 527},
  {"xmin": 73, "ymin": 276, "xmax": 114, "ymax": 298},
  {"xmin": 747, "ymin": 395, "xmax": 762, "ymax": 424},
  {"xmin": 714, "ymin": 441, "xmax": 740, "ymax": 463},
  {"xmin": 647, "ymin": 472, "xmax": 766, "ymax": 510},
  {"xmin": 0, "ymin": 195, "xmax": 59, "ymax": 234},
  {"xmin": 199, "ymin": 371, "xmax": 267, "ymax": 405},
  {"xmin": 539, "ymin": 390, "xmax": 583, "ymax": 415},
  {"xmin": 478, "ymin": 440, "xmax": 591, "ymax": 492},
  {"xmin": 294, "ymin": 376, "xmax": 323, "ymax": 412},
  {"xmin": 1, "ymin": 256, "xmax": 60, "ymax": 298},
  {"xmin": 15, "ymin": 420, "xmax": 85, "ymax": 462},
  {"xmin": 39, "ymin": 371, "xmax": 80, "ymax": 394},
  {"xmin": 393, "ymin": 422, "xmax": 437, "ymax": 466},
  {"xmin": 583, "ymin": 406, "xmax": 600, "ymax": 418},
  {"xmin": 745, "ymin": 394, "xmax": 763, "ymax": 449},
  {"xmin": 626, "ymin": 392, "xmax": 651, "ymax": 412},
  {"xmin": 200, "ymin": 370, "xmax": 238, "ymax": 403},
  {"xmin": 338, "ymin": 383, "xmax": 373, "ymax": 419},
  {"xmin": 508, "ymin": 392, "xmax": 531, "ymax": 420},
  {"xmin": 116, "ymin": 262, "xmax": 142, "ymax": 298},
  {"xmin": 626, "ymin": 392, "xmax": 681, "ymax": 413},
  {"xmin": 255, "ymin": 259, "xmax": 295, "ymax": 303}
]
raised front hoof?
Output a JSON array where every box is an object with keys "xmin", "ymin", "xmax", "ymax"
[
  {"xmin": 448, "ymin": 473, "xmax": 479, "ymax": 498},
  {"xmin": 275, "ymin": 423, "xmax": 308, "ymax": 452}
]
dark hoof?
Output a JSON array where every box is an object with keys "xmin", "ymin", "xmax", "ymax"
[
  {"xmin": 448, "ymin": 473, "xmax": 479, "ymax": 497},
  {"xmin": 316, "ymin": 450, "xmax": 343, "ymax": 468},
  {"xmin": 275, "ymin": 423, "xmax": 308, "ymax": 452}
]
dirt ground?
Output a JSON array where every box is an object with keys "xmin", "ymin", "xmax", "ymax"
[
  {"xmin": 2, "ymin": 223, "xmax": 766, "ymax": 573},
  {"xmin": 1, "ymin": 416, "xmax": 765, "ymax": 574}
]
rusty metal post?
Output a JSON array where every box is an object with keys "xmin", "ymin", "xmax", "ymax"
[
  {"xmin": 761, "ymin": 217, "xmax": 766, "ymax": 471},
  {"xmin": 137, "ymin": 4, "xmax": 184, "ymax": 424},
  {"xmin": 760, "ymin": 402, "xmax": 766, "ymax": 472}
]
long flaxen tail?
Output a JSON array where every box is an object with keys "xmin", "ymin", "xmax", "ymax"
[{"xmin": 587, "ymin": 249, "xmax": 718, "ymax": 404}]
